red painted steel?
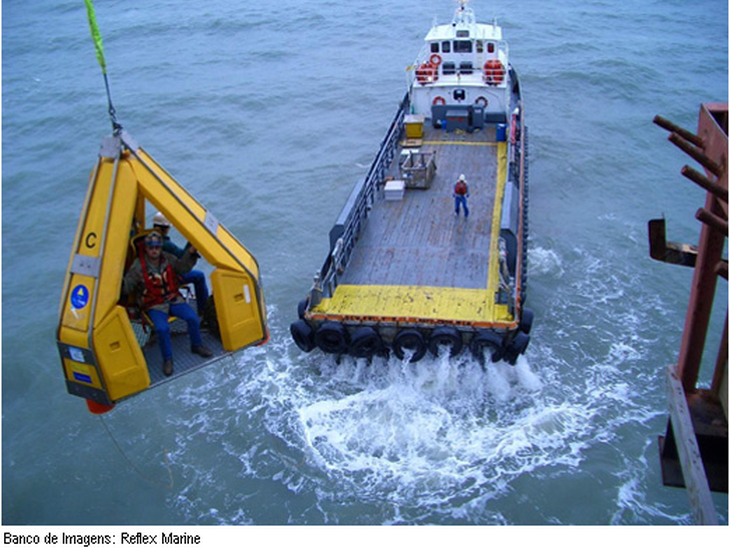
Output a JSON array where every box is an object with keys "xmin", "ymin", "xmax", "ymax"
[{"xmin": 676, "ymin": 104, "xmax": 728, "ymax": 392}]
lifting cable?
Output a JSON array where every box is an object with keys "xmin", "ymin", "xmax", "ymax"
[
  {"xmin": 99, "ymin": 415, "xmax": 175, "ymax": 491},
  {"xmin": 83, "ymin": 2, "xmax": 171, "ymax": 490},
  {"xmin": 84, "ymin": 0, "xmax": 122, "ymax": 135}
]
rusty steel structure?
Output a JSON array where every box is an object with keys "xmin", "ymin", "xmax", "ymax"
[{"xmin": 649, "ymin": 103, "xmax": 728, "ymax": 525}]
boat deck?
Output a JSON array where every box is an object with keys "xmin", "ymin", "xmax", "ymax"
[
  {"xmin": 311, "ymin": 123, "xmax": 513, "ymax": 325},
  {"xmin": 342, "ymin": 124, "xmax": 499, "ymax": 288}
]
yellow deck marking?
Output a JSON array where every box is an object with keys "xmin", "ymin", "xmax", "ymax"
[
  {"xmin": 486, "ymin": 141, "xmax": 508, "ymax": 293},
  {"xmin": 310, "ymin": 284, "xmax": 513, "ymax": 324},
  {"xmin": 312, "ymin": 140, "xmax": 514, "ymax": 326},
  {"xmin": 421, "ymin": 140, "xmax": 497, "ymax": 146}
]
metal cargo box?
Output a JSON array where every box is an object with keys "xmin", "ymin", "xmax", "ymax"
[{"xmin": 446, "ymin": 109, "xmax": 469, "ymax": 132}]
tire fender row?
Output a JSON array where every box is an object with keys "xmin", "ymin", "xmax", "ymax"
[{"xmin": 290, "ymin": 309, "xmax": 533, "ymax": 365}]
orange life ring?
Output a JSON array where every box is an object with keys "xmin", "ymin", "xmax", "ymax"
[
  {"xmin": 430, "ymin": 53, "xmax": 442, "ymax": 66},
  {"xmin": 475, "ymin": 96, "xmax": 488, "ymax": 107},
  {"xmin": 416, "ymin": 62, "xmax": 439, "ymax": 85},
  {"xmin": 483, "ymin": 59, "xmax": 504, "ymax": 85},
  {"xmin": 432, "ymin": 96, "xmax": 446, "ymax": 106}
]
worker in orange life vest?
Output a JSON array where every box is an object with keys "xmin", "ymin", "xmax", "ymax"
[
  {"xmin": 453, "ymin": 174, "xmax": 470, "ymax": 217},
  {"xmin": 122, "ymin": 231, "xmax": 212, "ymax": 377}
]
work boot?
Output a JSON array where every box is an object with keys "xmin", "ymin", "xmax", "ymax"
[
  {"xmin": 191, "ymin": 345, "xmax": 213, "ymax": 358},
  {"xmin": 163, "ymin": 359, "xmax": 174, "ymax": 377}
]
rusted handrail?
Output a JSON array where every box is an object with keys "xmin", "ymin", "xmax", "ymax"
[
  {"xmin": 668, "ymin": 133, "xmax": 723, "ymax": 177},
  {"xmin": 696, "ymin": 207, "xmax": 728, "ymax": 235},
  {"xmin": 653, "ymin": 115, "xmax": 705, "ymax": 147},
  {"xmin": 681, "ymin": 165, "xmax": 728, "ymax": 202}
]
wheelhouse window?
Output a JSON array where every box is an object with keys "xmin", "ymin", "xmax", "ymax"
[
  {"xmin": 487, "ymin": 42, "xmax": 495, "ymax": 54},
  {"xmin": 430, "ymin": 42, "xmax": 439, "ymax": 53},
  {"xmin": 441, "ymin": 41, "xmax": 451, "ymax": 53},
  {"xmin": 476, "ymin": 40, "xmax": 484, "ymax": 54},
  {"xmin": 459, "ymin": 61, "xmax": 473, "ymax": 74},
  {"xmin": 442, "ymin": 61, "xmax": 456, "ymax": 75},
  {"xmin": 456, "ymin": 30, "xmax": 470, "ymax": 38},
  {"xmin": 454, "ymin": 40, "xmax": 472, "ymax": 53}
]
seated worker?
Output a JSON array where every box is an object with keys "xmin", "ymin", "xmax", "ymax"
[
  {"xmin": 123, "ymin": 231, "xmax": 212, "ymax": 376},
  {"xmin": 152, "ymin": 212, "xmax": 210, "ymax": 316}
]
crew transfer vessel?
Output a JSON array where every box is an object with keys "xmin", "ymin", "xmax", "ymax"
[{"xmin": 291, "ymin": 1, "xmax": 532, "ymax": 364}]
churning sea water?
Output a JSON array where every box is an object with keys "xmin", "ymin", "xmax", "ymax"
[{"xmin": 1, "ymin": 0, "xmax": 728, "ymax": 528}]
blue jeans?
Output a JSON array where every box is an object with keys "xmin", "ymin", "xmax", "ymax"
[
  {"xmin": 147, "ymin": 303, "xmax": 203, "ymax": 361},
  {"xmin": 181, "ymin": 270, "xmax": 209, "ymax": 315},
  {"xmin": 455, "ymin": 195, "xmax": 469, "ymax": 217}
]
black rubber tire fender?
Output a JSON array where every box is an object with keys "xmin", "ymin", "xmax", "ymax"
[
  {"xmin": 519, "ymin": 308, "xmax": 534, "ymax": 335},
  {"xmin": 428, "ymin": 326, "xmax": 464, "ymax": 356},
  {"xmin": 470, "ymin": 331, "xmax": 505, "ymax": 364},
  {"xmin": 290, "ymin": 320, "xmax": 315, "ymax": 353},
  {"xmin": 349, "ymin": 326, "xmax": 383, "ymax": 358},
  {"xmin": 503, "ymin": 332, "xmax": 530, "ymax": 365},
  {"xmin": 314, "ymin": 321, "xmax": 349, "ymax": 354},
  {"xmin": 393, "ymin": 329, "xmax": 427, "ymax": 362},
  {"xmin": 297, "ymin": 297, "xmax": 309, "ymax": 320}
]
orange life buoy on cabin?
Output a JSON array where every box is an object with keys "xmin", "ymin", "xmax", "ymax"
[
  {"xmin": 483, "ymin": 59, "xmax": 505, "ymax": 85},
  {"xmin": 432, "ymin": 96, "xmax": 446, "ymax": 106},
  {"xmin": 416, "ymin": 62, "xmax": 439, "ymax": 85},
  {"xmin": 430, "ymin": 53, "xmax": 442, "ymax": 66}
]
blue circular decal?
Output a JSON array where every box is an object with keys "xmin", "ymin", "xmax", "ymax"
[{"xmin": 70, "ymin": 285, "xmax": 90, "ymax": 309}]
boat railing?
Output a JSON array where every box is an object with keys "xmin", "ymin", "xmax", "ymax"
[
  {"xmin": 407, "ymin": 45, "xmax": 430, "ymax": 88},
  {"xmin": 499, "ymin": 41, "xmax": 509, "ymax": 64},
  {"xmin": 310, "ymin": 93, "xmax": 410, "ymax": 307},
  {"xmin": 513, "ymin": 97, "xmax": 526, "ymax": 314},
  {"xmin": 499, "ymin": 68, "xmax": 525, "ymax": 317}
]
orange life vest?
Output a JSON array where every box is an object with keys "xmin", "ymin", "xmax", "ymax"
[
  {"xmin": 455, "ymin": 180, "xmax": 468, "ymax": 196},
  {"xmin": 139, "ymin": 252, "xmax": 180, "ymax": 308}
]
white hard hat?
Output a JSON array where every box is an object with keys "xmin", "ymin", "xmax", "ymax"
[
  {"xmin": 459, "ymin": 174, "xmax": 466, "ymax": 181},
  {"xmin": 152, "ymin": 211, "xmax": 171, "ymax": 227}
]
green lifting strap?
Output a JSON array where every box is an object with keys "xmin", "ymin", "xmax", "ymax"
[
  {"xmin": 84, "ymin": 0, "xmax": 122, "ymax": 133},
  {"xmin": 84, "ymin": 0, "xmax": 106, "ymax": 73}
]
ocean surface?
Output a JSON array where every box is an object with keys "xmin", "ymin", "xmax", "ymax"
[{"xmin": 2, "ymin": 0, "xmax": 728, "ymax": 528}]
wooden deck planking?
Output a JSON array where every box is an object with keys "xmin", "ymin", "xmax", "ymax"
[{"xmin": 340, "ymin": 124, "xmax": 500, "ymax": 290}]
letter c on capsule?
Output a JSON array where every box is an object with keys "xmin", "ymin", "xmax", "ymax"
[{"xmin": 85, "ymin": 232, "xmax": 97, "ymax": 249}]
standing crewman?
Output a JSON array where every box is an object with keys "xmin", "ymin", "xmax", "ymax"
[
  {"xmin": 152, "ymin": 212, "xmax": 210, "ymax": 316},
  {"xmin": 453, "ymin": 174, "xmax": 470, "ymax": 217},
  {"xmin": 123, "ymin": 231, "xmax": 212, "ymax": 376}
]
